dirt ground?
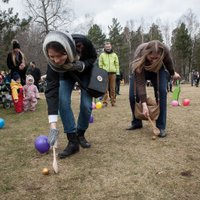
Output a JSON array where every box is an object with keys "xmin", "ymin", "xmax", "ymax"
[{"xmin": 0, "ymin": 84, "xmax": 200, "ymax": 200}]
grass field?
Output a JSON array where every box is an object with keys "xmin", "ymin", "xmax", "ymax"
[{"xmin": 0, "ymin": 84, "xmax": 200, "ymax": 200}]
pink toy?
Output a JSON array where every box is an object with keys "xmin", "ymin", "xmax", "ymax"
[
  {"xmin": 92, "ymin": 102, "xmax": 96, "ymax": 109},
  {"xmin": 171, "ymin": 100, "xmax": 179, "ymax": 107},
  {"xmin": 183, "ymin": 99, "xmax": 190, "ymax": 106}
]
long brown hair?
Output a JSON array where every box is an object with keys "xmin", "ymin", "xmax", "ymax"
[
  {"xmin": 131, "ymin": 40, "xmax": 165, "ymax": 73},
  {"xmin": 11, "ymin": 39, "xmax": 26, "ymax": 66}
]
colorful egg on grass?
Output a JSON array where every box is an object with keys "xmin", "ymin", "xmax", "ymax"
[
  {"xmin": 34, "ymin": 135, "xmax": 50, "ymax": 154},
  {"xmin": 95, "ymin": 102, "xmax": 102, "ymax": 109},
  {"xmin": 89, "ymin": 115, "xmax": 94, "ymax": 123},
  {"xmin": 0, "ymin": 118, "xmax": 5, "ymax": 128},
  {"xmin": 92, "ymin": 102, "xmax": 96, "ymax": 109},
  {"xmin": 171, "ymin": 100, "xmax": 179, "ymax": 107},
  {"xmin": 42, "ymin": 167, "xmax": 49, "ymax": 175},
  {"xmin": 182, "ymin": 99, "xmax": 190, "ymax": 106}
]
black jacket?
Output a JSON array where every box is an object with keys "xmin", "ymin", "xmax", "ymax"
[
  {"xmin": 26, "ymin": 67, "xmax": 41, "ymax": 86},
  {"xmin": 45, "ymin": 34, "xmax": 97, "ymax": 115},
  {"xmin": 7, "ymin": 51, "xmax": 27, "ymax": 85}
]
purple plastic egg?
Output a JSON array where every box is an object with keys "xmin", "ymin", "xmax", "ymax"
[{"xmin": 34, "ymin": 135, "xmax": 50, "ymax": 154}]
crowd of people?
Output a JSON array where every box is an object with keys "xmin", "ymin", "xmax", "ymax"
[
  {"xmin": 2, "ymin": 31, "xmax": 188, "ymax": 159},
  {"xmin": 1, "ymin": 40, "xmax": 42, "ymax": 113}
]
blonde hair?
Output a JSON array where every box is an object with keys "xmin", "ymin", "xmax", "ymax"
[
  {"xmin": 12, "ymin": 50, "xmax": 26, "ymax": 67},
  {"xmin": 11, "ymin": 39, "xmax": 26, "ymax": 66}
]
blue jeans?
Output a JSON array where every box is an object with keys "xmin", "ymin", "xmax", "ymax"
[
  {"xmin": 59, "ymin": 75, "xmax": 92, "ymax": 134},
  {"xmin": 129, "ymin": 67, "xmax": 168, "ymax": 130}
]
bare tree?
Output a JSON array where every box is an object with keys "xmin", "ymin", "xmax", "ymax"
[
  {"xmin": 125, "ymin": 20, "xmax": 135, "ymax": 32},
  {"xmin": 139, "ymin": 17, "xmax": 145, "ymax": 43},
  {"xmin": 123, "ymin": 26, "xmax": 132, "ymax": 62},
  {"xmin": 72, "ymin": 13, "xmax": 94, "ymax": 35},
  {"xmin": 161, "ymin": 21, "xmax": 171, "ymax": 47},
  {"xmin": 25, "ymin": 0, "xmax": 74, "ymax": 35},
  {"xmin": 180, "ymin": 9, "xmax": 200, "ymax": 38},
  {"xmin": 178, "ymin": 9, "xmax": 200, "ymax": 72},
  {"xmin": 15, "ymin": 22, "xmax": 48, "ymax": 74}
]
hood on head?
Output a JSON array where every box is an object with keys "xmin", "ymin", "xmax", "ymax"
[
  {"xmin": 43, "ymin": 31, "xmax": 78, "ymax": 72},
  {"xmin": 26, "ymin": 75, "xmax": 34, "ymax": 84},
  {"xmin": 12, "ymin": 39, "xmax": 20, "ymax": 49}
]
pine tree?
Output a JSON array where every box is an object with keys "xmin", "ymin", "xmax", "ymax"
[
  {"xmin": 171, "ymin": 23, "xmax": 192, "ymax": 79},
  {"xmin": 87, "ymin": 24, "xmax": 106, "ymax": 54}
]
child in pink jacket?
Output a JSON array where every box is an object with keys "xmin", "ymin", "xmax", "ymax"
[{"xmin": 23, "ymin": 75, "xmax": 39, "ymax": 111}]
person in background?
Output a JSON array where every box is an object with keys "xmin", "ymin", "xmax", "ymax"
[
  {"xmin": 116, "ymin": 71, "xmax": 123, "ymax": 95},
  {"xmin": 193, "ymin": 69, "xmax": 199, "ymax": 87},
  {"xmin": 10, "ymin": 72, "xmax": 23, "ymax": 113},
  {"xmin": 0, "ymin": 71, "xmax": 4, "ymax": 84},
  {"xmin": 126, "ymin": 40, "xmax": 181, "ymax": 137},
  {"xmin": 7, "ymin": 40, "xmax": 27, "ymax": 85},
  {"xmin": 191, "ymin": 70, "xmax": 195, "ymax": 86},
  {"xmin": 167, "ymin": 72, "xmax": 173, "ymax": 92},
  {"xmin": 23, "ymin": 75, "xmax": 40, "ymax": 112},
  {"xmin": 26, "ymin": 61, "xmax": 41, "ymax": 90},
  {"xmin": 43, "ymin": 31, "xmax": 97, "ymax": 159},
  {"xmin": 99, "ymin": 42, "xmax": 120, "ymax": 107}
]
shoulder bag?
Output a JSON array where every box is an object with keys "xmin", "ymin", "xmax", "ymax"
[
  {"xmin": 134, "ymin": 73, "xmax": 160, "ymax": 120},
  {"xmin": 70, "ymin": 63, "xmax": 108, "ymax": 98}
]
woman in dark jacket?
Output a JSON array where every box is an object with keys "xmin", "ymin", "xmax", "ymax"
[
  {"xmin": 43, "ymin": 31, "xmax": 97, "ymax": 158},
  {"xmin": 7, "ymin": 40, "xmax": 27, "ymax": 85}
]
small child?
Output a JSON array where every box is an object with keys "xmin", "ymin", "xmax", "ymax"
[
  {"xmin": 23, "ymin": 75, "xmax": 40, "ymax": 111},
  {"xmin": 10, "ymin": 72, "xmax": 23, "ymax": 113}
]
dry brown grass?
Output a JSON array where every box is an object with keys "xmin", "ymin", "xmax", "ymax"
[{"xmin": 0, "ymin": 84, "xmax": 200, "ymax": 200}]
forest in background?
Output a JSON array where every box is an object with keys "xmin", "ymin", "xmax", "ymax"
[{"xmin": 1, "ymin": 0, "xmax": 200, "ymax": 82}]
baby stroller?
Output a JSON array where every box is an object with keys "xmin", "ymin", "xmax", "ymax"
[{"xmin": 0, "ymin": 80, "xmax": 12, "ymax": 109}]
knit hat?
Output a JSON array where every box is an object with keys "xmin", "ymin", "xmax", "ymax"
[
  {"xmin": 12, "ymin": 40, "xmax": 20, "ymax": 49},
  {"xmin": 43, "ymin": 31, "xmax": 78, "ymax": 72},
  {"xmin": 26, "ymin": 75, "xmax": 34, "ymax": 84},
  {"xmin": 12, "ymin": 72, "xmax": 20, "ymax": 81}
]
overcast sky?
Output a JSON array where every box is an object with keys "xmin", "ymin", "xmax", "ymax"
[{"xmin": 2, "ymin": 0, "xmax": 200, "ymax": 33}]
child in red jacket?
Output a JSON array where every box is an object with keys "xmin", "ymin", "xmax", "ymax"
[{"xmin": 10, "ymin": 72, "xmax": 23, "ymax": 113}]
